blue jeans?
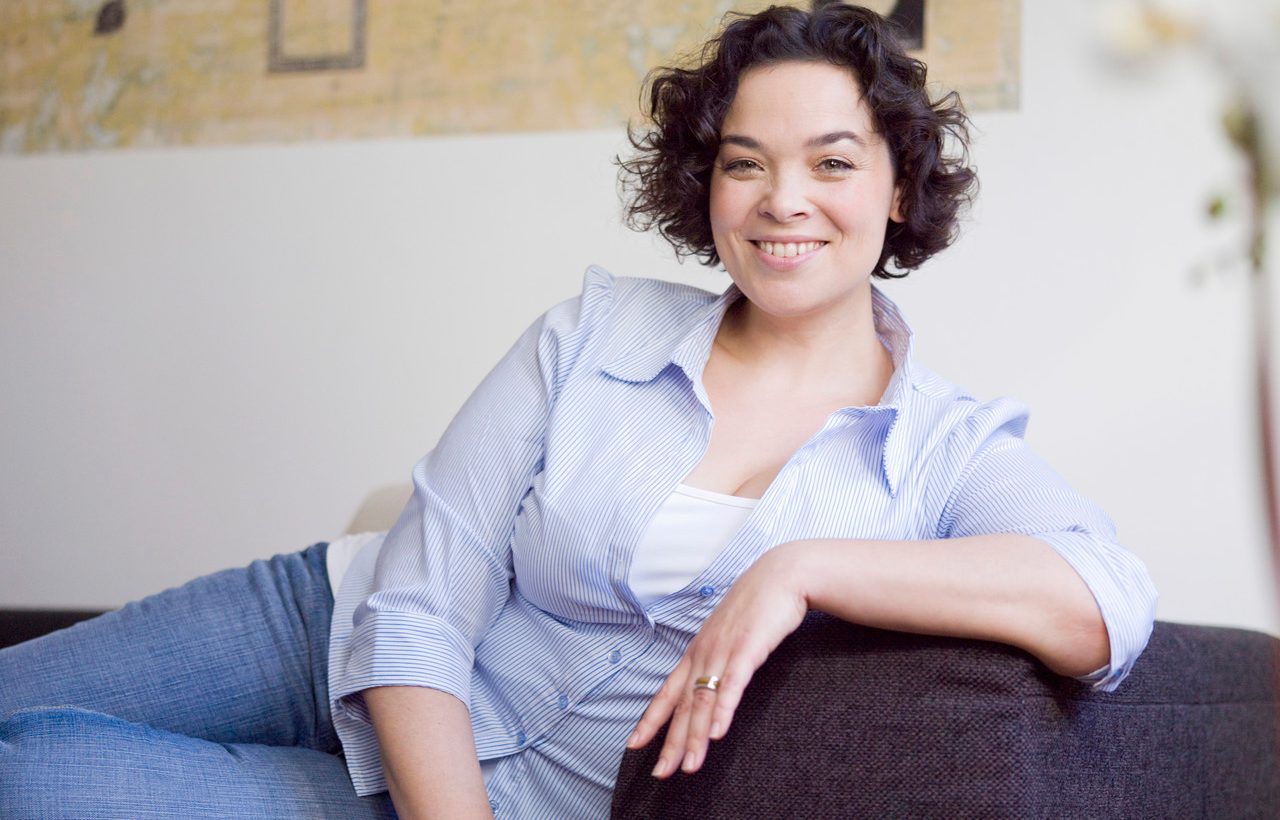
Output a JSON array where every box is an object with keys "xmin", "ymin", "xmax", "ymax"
[{"xmin": 0, "ymin": 543, "xmax": 397, "ymax": 819}]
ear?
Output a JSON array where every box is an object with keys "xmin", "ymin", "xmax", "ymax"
[{"xmin": 889, "ymin": 183, "xmax": 905, "ymax": 224}]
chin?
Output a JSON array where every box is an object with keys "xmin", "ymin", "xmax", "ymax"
[
  {"xmin": 740, "ymin": 291, "xmax": 839, "ymax": 322},
  {"xmin": 735, "ymin": 274, "xmax": 867, "ymax": 320}
]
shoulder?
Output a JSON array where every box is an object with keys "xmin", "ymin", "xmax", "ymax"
[
  {"xmin": 543, "ymin": 266, "xmax": 719, "ymax": 334},
  {"xmin": 911, "ymin": 358, "xmax": 1028, "ymax": 431},
  {"xmin": 900, "ymin": 361, "xmax": 1033, "ymax": 478},
  {"xmin": 602, "ymin": 268, "xmax": 722, "ymax": 322},
  {"xmin": 533, "ymin": 266, "xmax": 721, "ymax": 388},
  {"xmin": 556, "ymin": 267, "xmax": 722, "ymax": 360},
  {"xmin": 884, "ymin": 361, "xmax": 1049, "ymax": 527}
]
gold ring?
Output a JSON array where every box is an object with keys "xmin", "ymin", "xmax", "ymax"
[{"xmin": 693, "ymin": 675, "xmax": 721, "ymax": 692}]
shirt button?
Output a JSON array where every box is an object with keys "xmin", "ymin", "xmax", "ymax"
[
  {"xmin": 516, "ymin": 730, "xmax": 527, "ymax": 746},
  {"xmin": 608, "ymin": 649, "xmax": 622, "ymax": 664},
  {"xmin": 558, "ymin": 694, "xmax": 569, "ymax": 709},
  {"xmin": 699, "ymin": 584, "xmax": 716, "ymax": 597}
]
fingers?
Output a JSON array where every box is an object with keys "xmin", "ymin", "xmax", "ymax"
[
  {"xmin": 650, "ymin": 655, "xmax": 725, "ymax": 778},
  {"xmin": 659, "ymin": 651, "xmax": 736, "ymax": 777},
  {"xmin": 630, "ymin": 560, "xmax": 805, "ymax": 778},
  {"xmin": 652, "ymin": 692, "xmax": 693, "ymax": 777},
  {"xmin": 677, "ymin": 655, "xmax": 759, "ymax": 774},
  {"xmin": 627, "ymin": 659, "xmax": 687, "ymax": 750},
  {"xmin": 707, "ymin": 677, "xmax": 744, "ymax": 740},
  {"xmin": 679, "ymin": 682, "xmax": 721, "ymax": 773},
  {"xmin": 641, "ymin": 633, "xmax": 761, "ymax": 778}
]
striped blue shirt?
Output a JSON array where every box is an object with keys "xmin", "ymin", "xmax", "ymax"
[{"xmin": 327, "ymin": 267, "xmax": 1158, "ymax": 817}]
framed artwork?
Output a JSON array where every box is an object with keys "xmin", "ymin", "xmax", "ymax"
[
  {"xmin": 267, "ymin": 0, "xmax": 367, "ymax": 73},
  {"xmin": 0, "ymin": 0, "xmax": 1020, "ymax": 153}
]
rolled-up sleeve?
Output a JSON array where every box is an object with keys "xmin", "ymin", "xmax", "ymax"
[
  {"xmin": 332, "ymin": 268, "xmax": 616, "ymax": 715},
  {"xmin": 933, "ymin": 397, "xmax": 1158, "ymax": 691}
]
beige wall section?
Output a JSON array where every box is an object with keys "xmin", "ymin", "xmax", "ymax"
[
  {"xmin": 1, "ymin": 3, "xmax": 1277, "ymax": 635},
  {"xmin": 2, "ymin": 0, "xmax": 1017, "ymax": 152}
]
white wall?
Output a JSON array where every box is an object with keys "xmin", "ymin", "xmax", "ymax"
[{"xmin": 2, "ymin": 2, "xmax": 1277, "ymax": 634}]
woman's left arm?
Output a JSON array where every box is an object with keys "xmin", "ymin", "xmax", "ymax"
[
  {"xmin": 630, "ymin": 532, "xmax": 1108, "ymax": 778},
  {"xmin": 631, "ymin": 399, "xmax": 1157, "ymax": 778}
]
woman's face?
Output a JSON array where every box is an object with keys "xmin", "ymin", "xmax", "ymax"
[{"xmin": 709, "ymin": 60, "xmax": 902, "ymax": 324}]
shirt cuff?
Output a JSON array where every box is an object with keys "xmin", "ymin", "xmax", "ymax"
[
  {"xmin": 1075, "ymin": 663, "xmax": 1113, "ymax": 689},
  {"xmin": 333, "ymin": 607, "xmax": 476, "ymax": 722},
  {"xmin": 1032, "ymin": 530, "xmax": 1158, "ymax": 692}
]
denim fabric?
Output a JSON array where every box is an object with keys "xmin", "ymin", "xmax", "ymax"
[{"xmin": 0, "ymin": 544, "xmax": 396, "ymax": 819}]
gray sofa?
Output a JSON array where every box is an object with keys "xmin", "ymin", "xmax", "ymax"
[
  {"xmin": 610, "ymin": 614, "xmax": 1280, "ymax": 818},
  {"xmin": 4, "ymin": 610, "xmax": 1276, "ymax": 816}
]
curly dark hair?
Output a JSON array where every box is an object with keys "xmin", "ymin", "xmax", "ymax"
[{"xmin": 618, "ymin": 1, "xmax": 977, "ymax": 278}]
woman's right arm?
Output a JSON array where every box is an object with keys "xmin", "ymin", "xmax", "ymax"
[
  {"xmin": 365, "ymin": 686, "xmax": 492, "ymax": 820},
  {"xmin": 330, "ymin": 270, "xmax": 618, "ymax": 809}
]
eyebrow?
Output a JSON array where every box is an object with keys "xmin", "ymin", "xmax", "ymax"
[
  {"xmin": 719, "ymin": 130, "xmax": 869, "ymax": 150},
  {"xmin": 806, "ymin": 130, "xmax": 868, "ymax": 148}
]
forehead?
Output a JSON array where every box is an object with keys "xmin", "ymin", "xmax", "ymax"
[{"xmin": 721, "ymin": 61, "xmax": 878, "ymax": 141}]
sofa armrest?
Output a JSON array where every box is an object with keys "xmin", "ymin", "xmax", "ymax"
[
  {"xmin": 345, "ymin": 483, "xmax": 411, "ymax": 535},
  {"xmin": 610, "ymin": 614, "xmax": 1280, "ymax": 818},
  {"xmin": 0, "ymin": 610, "xmax": 105, "ymax": 650}
]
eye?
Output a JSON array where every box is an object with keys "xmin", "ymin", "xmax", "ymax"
[
  {"xmin": 816, "ymin": 157, "xmax": 856, "ymax": 173},
  {"xmin": 720, "ymin": 158, "xmax": 763, "ymax": 177}
]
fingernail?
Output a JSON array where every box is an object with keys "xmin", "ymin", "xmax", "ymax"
[
  {"xmin": 651, "ymin": 757, "xmax": 667, "ymax": 777},
  {"xmin": 681, "ymin": 752, "xmax": 699, "ymax": 773},
  {"xmin": 627, "ymin": 732, "xmax": 639, "ymax": 747},
  {"xmin": 710, "ymin": 721, "xmax": 722, "ymax": 738}
]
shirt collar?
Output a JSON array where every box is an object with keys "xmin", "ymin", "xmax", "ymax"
[
  {"xmin": 600, "ymin": 282, "xmax": 919, "ymax": 496},
  {"xmin": 867, "ymin": 285, "xmax": 916, "ymax": 497},
  {"xmin": 868, "ymin": 284, "xmax": 915, "ymax": 405},
  {"xmin": 598, "ymin": 284, "xmax": 741, "ymax": 386}
]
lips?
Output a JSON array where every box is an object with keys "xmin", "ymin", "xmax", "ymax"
[{"xmin": 752, "ymin": 240, "xmax": 827, "ymax": 258}]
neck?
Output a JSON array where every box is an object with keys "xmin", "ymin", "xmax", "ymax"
[{"xmin": 715, "ymin": 287, "xmax": 894, "ymax": 396}]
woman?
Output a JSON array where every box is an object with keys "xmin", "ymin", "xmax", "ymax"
[{"xmin": 0, "ymin": 3, "xmax": 1157, "ymax": 818}]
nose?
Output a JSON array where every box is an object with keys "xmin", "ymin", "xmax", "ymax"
[{"xmin": 757, "ymin": 170, "xmax": 812, "ymax": 223}]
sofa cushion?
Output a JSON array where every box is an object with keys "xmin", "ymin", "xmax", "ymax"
[{"xmin": 610, "ymin": 614, "xmax": 1280, "ymax": 818}]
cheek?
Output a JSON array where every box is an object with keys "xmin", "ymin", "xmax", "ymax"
[
  {"xmin": 707, "ymin": 179, "xmax": 728, "ymax": 228},
  {"xmin": 828, "ymin": 194, "xmax": 893, "ymax": 236},
  {"xmin": 708, "ymin": 179, "xmax": 747, "ymax": 241}
]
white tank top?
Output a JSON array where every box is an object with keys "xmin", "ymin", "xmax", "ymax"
[{"xmin": 628, "ymin": 483, "xmax": 758, "ymax": 606}]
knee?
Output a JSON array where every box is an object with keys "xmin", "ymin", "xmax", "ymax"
[
  {"xmin": 1, "ymin": 704, "xmax": 131, "ymax": 751},
  {"xmin": 2, "ymin": 704, "xmax": 101, "ymax": 751},
  {"xmin": 0, "ymin": 707, "xmax": 157, "ymax": 815}
]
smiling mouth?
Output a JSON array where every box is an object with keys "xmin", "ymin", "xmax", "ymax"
[{"xmin": 752, "ymin": 240, "xmax": 827, "ymax": 258}]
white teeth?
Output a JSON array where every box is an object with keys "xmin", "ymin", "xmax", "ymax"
[{"xmin": 757, "ymin": 241, "xmax": 823, "ymax": 258}]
